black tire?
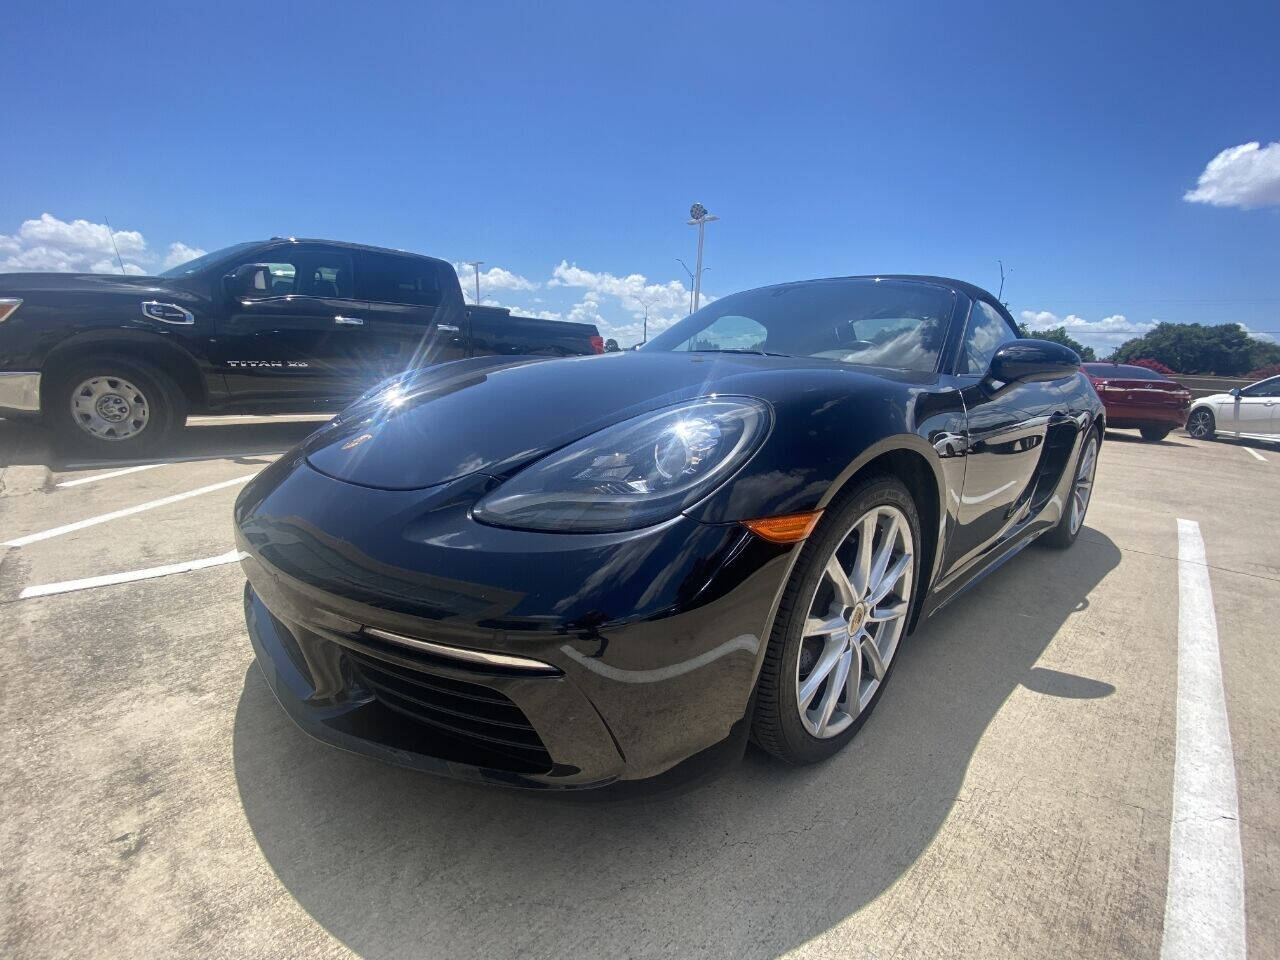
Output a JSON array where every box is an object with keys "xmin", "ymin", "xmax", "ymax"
[
  {"xmin": 1186, "ymin": 408, "xmax": 1215, "ymax": 440},
  {"xmin": 1042, "ymin": 427, "xmax": 1100, "ymax": 549},
  {"xmin": 1139, "ymin": 426, "xmax": 1170, "ymax": 442},
  {"xmin": 751, "ymin": 473, "xmax": 922, "ymax": 765},
  {"xmin": 48, "ymin": 356, "xmax": 186, "ymax": 457}
]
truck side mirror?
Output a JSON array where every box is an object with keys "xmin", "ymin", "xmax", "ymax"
[{"xmin": 223, "ymin": 263, "xmax": 272, "ymax": 300}]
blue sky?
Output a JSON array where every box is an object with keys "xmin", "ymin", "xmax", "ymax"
[{"xmin": 3, "ymin": 0, "xmax": 1278, "ymax": 349}]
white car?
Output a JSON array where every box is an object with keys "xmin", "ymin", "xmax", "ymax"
[{"xmin": 1186, "ymin": 375, "xmax": 1280, "ymax": 441}]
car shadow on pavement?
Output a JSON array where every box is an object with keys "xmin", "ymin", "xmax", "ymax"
[
  {"xmin": 0, "ymin": 415, "xmax": 325, "ymax": 468},
  {"xmin": 231, "ymin": 530, "xmax": 1121, "ymax": 960},
  {"xmin": 1103, "ymin": 429, "xmax": 1192, "ymax": 448}
]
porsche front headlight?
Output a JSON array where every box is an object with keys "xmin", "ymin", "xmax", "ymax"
[{"xmin": 472, "ymin": 398, "xmax": 770, "ymax": 532}]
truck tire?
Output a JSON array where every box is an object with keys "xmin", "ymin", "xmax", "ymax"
[{"xmin": 48, "ymin": 356, "xmax": 186, "ymax": 457}]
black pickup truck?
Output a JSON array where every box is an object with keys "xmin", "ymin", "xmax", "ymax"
[{"xmin": 0, "ymin": 238, "xmax": 603, "ymax": 454}]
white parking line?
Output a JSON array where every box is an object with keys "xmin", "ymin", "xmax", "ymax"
[
  {"xmin": 60, "ymin": 451, "xmax": 281, "ymax": 470},
  {"xmin": 55, "ymin": 463, "xmax": 165, "ymax": 487},
  {"xmin": 3, "ymin": 474, "xmax": 256, "ymax": 547},
  {"xmin": 1242, "ymin": 446, "xmax": 1266, "ymax": 462},
  {"xmin": 1160, "ymin": 519, "xmax": 1245, "ymax": 960},
  {"xmin": 18, "ymin": 550, "xmax": 246, "ymax": 599}
]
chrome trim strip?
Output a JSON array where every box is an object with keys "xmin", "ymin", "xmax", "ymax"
[
  {"xmin": 0, "ymin": 298, "xmax": 22, "ymax": 323},
  {"xmin": 141, "ymin": 300, "xmax": 195, "ymax": 325},
  {"xmin": 363, "ymin": 627, "xmax": 560, "ymax": 673},
  {"xmin": 0, "ymin": 371, "xmax": 41, "ymax": 413}
]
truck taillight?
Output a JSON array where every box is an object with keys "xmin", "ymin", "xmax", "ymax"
[
  {"xmin": 589, "ymin": 335, "xmax": 604, "ymax": 354},
  {"xmin": 0, "ymin": 298, "xmax": 21, "ymax": 323}
]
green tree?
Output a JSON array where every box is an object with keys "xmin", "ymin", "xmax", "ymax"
[
  {"xmin": 1016, "ymin": 324, "xmax": 1096, "ymax": 362},
  {"xmin": 1107, "ymin": 322, "xmax": 1280, "ymax": 375}
]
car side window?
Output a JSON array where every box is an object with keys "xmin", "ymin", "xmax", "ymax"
[
  {"xmin": 1241, "ymin": 376, "xmax": 1280, "ymax": 398},
  {"xmin": 958, "ymin": 300, "xmax": 1018, "ymax": 375},
  {"xmin": 235, "ymin": 249, "xmax": 354, "ymax": 301},
  {"xmin": 359, "ymin": 254, "xmax": 443, "ymax": 308}
]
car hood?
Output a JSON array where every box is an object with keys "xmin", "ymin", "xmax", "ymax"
[
  {"xmin": 303, "ymin": 351, "xmax": 919, "ymax": 491},
  {"xmin": 0, "ymin": 272, "xmax": 171, "ymax": 295}
]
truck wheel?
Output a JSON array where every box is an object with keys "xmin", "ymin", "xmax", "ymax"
[
  {"xmin": 1139, "ymin": 427, "xmax": 1170, "ymax": 442},
  {"xmin": 48, "ymin": 356, "xmax": 186, "ymax": 457}
]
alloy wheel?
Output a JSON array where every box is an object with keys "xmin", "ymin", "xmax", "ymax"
[
  {"xmin": 1187, "ymin": 410, "xmax": 1213, "ymax": 439},
  {"xmin": 1069, "ymin": 436, "xmax": 1098, "ymax": 535},
  {"xmin": 795, "ymin": 504, "xmax": 914, "ymax": 739},
  {"xmin": 70, "ymin": 375, "xmax": 150, "ymax": 441}
]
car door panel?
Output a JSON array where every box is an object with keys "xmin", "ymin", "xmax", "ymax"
[{"xmin": 938, "ymin": 298, "xmax": 1085, "ymax": 585}]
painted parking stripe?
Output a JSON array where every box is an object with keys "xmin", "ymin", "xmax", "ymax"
[
  {"xmin": 3, "ymin": 474, "xmax": 256, "ymax": 547},
  {"xmin": 60, "ymin": 451, "xmax": 281, "ymax": 470},
  {"xmin": 18, "ymin": 550, "xmax": 245, "ymax": 599},
  {"xmin": 1242, "ymin": 446, "xmax": 1266, "ymax": 462},
  {"xmin": 56, "ymin": 463, "xmax": 165, "ymax": 488},
  {"xmin": 1160, "ymin": 519, "xmax": 1245, "ymax": 960}
]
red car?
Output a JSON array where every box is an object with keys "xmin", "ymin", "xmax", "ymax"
[{"xmin": 1082, "ymin": 362, "xmax": 1192, "ymax": 441}]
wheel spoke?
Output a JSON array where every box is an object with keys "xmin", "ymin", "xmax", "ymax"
[
  {"xmin": 825, "ymin": 555, "xmax": 857, "ymax": 608},
  {"xmin": 804, "ymin": 614, "xmax": 847, "ymax": 637},
  {"xmin": 815, "ymin": 648, "xmax": 853, "ymax": 736},
  {"xmin": 798, "ymin": 637, "xmax": 846, "ymax": 710},
  {"xmin": 867, "ymin": 599, "xmax": 908, "ymax": 623},
  {"xmin": 849, "ymin": 512, "xmax": 877, "ymax": 597},
  {"xmin": 860, "ymin": 632, "xmax": 886, "ymax": 681},
  {"xmin": 866, "ymin": 513, "xmax": 899, "ymax": 599},
  {"xmin": 868, "ymin": 552, "xmax": 910, "ymax": 606}
]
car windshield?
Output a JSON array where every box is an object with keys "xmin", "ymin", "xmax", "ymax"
[
  {"xmin": 641, "ymin": 278, "xmax": 954, "ymax": 373},
  {"xmin": 158, "ymin": 241, "xmax": 262, "ymax": 278}
]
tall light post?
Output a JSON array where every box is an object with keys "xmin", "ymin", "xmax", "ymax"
[
  {"xmin": 632, "ymin": 292, "xmax": 656, "ymax": 344},
  {"xmin": 686, "ymin": 203, "xmax": 719, "ymax": 312},
  {"xmin": 464, "ymin": 260, "xmax": 484, "ymax": 304},
  {"xmin": 675, "ymin": 259, "xmax": 709, "ymax": 315}
]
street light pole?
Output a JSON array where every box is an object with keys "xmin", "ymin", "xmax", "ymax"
[
  {"xmin": 632, "ymin": 293, "xmax": 655, "ymax": 344},
  {"xmin": 686, "ymin": 204, "xmax": 719, "ymax": 312},
  {"xmin": 464, "ymin": 260, "xmax": 484, "ymax": 304}
]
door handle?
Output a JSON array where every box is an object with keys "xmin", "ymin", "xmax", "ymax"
[
  {"xmin": 437, "ymin": 323, "xmax": 460, "ymax": 333},
  {"xmin": 334, "ymin": 316, "xmax": 364, "ymax": 326}
]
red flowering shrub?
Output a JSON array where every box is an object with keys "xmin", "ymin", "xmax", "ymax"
[{"xmin": 1126, "ymin": 357, "xmax": 1176, "ymax": 375}]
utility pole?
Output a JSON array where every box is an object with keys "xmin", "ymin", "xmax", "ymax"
[
  {"xmin": 676, "ymin": 259, "xmax": 709, "ymax": 315},
  {"xmin": 632, "ymin": 293, "xmax": 656, "ymax": 344},
  {"xmin": 464, "ymin": 260, "xmax": 484, "ymax": 304},
  {"xmin": 686, "ymin": 204, "xmax": 719, "ymax": 312}
]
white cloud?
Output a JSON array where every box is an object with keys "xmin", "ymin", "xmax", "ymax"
[
  {"xmin": 0, "ymin": 213, "xmax": 201, "ymax": 276},
  {"xmin": 452, "ymin": 262, "xmax": 540, "ymax": 300},
  {"xmin": 1183, "ymin": 141, "xmax": 1280, "ymax": 210},
  {"xmin": 549, "ymin": 260, "xmax": 701, "ymax": 344},
  {"xmin": 162, "ymin": 242, "xmax": 207, "ymax": 270},
  {"xmin": 1020, "ymin": 309, "xmax": 1156, "ymax": 350}
]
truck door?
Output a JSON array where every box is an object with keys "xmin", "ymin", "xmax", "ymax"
[
  {"xmin": 213, "ymin": 245, "xmax": 367, "ymax": 405},
  {"xmin": 355, "ymin": 252, "xmax": 470, "ymax": 384}
]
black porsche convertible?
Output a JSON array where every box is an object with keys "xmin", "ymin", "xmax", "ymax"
[{"xmin": 234, "ymin": 275, "xmax": 1103, "ymax": 788}]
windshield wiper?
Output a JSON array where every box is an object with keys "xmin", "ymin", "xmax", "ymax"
[{"xmin": 688, "ymin": 348, "xmax": 790, "ymax": 357}]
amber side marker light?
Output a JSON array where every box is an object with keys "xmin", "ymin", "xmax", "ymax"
[{"xmin": 741, "ymin": 511, "xmax": 823, "ymax": 543}]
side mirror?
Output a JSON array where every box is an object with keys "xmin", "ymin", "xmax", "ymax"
[
  {"xmin": 1229, "ymin": 387, "xmax": 1242, "ymax": 399},
  {"xmin": 223, "ymin": 263, "xmax": 272, "ymax": 300},
  {"xmin": 989, "ymin": 339, "xmax": 1080, "ymax": 384}
]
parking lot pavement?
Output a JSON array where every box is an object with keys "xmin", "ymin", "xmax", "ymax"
[{"xmin": 1, "ymin": 418, "xmax": 1276, "ymax": 960}]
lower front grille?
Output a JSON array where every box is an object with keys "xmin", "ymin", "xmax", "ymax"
[{"xmin": 346, "ymin": 649, "xmax": 553, "ymax": 774}]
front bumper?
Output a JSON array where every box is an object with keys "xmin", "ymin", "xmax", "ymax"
[
  {"xmin": 0, "ymin": 372, "xmax": 40, "ymax": 416},
  {"xmin": 236, "ymin": 457, "xmax": 796, "ymax": 788}
]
